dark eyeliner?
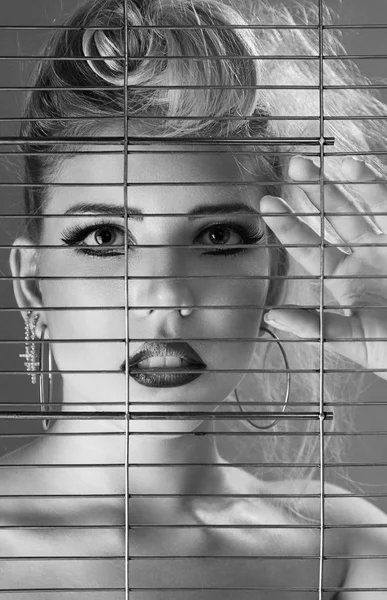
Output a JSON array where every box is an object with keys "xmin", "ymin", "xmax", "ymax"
[
  {"xmin": 60, "ymin": 220, "xmax": 264, "ymax": 259},
  {"xmin": 61, "ymin": 221, "xmax": 126, "ymax": 257},
  {"xmin": 199, "ymin": 221, "xmax": 265, "ymax": 257}
]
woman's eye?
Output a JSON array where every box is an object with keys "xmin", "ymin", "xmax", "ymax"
[
  {"xmin": 87, "ymin": 227, "xmax": 123, "ymax": 247},
  {"xmin": 198, "ymin": 223, "xmax": 264, "ymax": 257},
  {"xmin": 61, "ymin": 223, "xmax": 126, "ymax": 257},
  {"xmin": 203, "ymin": 225, "xmax": 242, "ymax": 246}
]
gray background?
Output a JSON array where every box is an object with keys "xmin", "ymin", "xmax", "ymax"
[{"xmin": 1, "ymin": 0, "xmax": 387, "ymax": 509}]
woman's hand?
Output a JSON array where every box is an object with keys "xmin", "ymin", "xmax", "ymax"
[{"xmin": 261, "ymin": 156, "xmax": 387, "ymax": 381}]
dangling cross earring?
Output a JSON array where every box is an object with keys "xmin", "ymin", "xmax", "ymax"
[{"xmin": 19, "ymin": 310, "xmax": 40, "ymax": 384}]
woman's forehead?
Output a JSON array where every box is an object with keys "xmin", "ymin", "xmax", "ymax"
[
  {"xmin": 45, "ymin": 144, "xmax": 264, "ymax": 217},
  {"xmin": 56, "ymin": 144, "xmax": 256, "ymax": 178},
  {"xmin": 54, "ymin": 143, "xmax": 255, "ymax": 184}
]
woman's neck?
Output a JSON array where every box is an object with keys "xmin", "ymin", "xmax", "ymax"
[{"xmin": 42, "ymin": 397, "xmax": 228, "ymax": 520}]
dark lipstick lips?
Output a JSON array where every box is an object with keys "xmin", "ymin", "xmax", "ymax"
[{"xmin": 123, "ymin": 342, "xmax": 207, "ymax": 388}]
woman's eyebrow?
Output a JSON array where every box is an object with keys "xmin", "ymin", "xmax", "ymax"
[
  {"xmin": 63, "ymin": 203, "xmax": 141, "ymax": 219},
  {"xmin": 188, "ymin": 202, "xmax": 261, "ymax": 220},
  {"xmin": 63, "ymin": 201, "xmax": 261, "ymax": 220}
]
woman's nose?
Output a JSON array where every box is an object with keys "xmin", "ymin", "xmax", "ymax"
[
  {"xmin": 146, "ymin": 280, "xmax": 194, "ymax": 316},
  {"xmin": 129, "ymin": 253, "xmax": 195, "ymax": 319}
]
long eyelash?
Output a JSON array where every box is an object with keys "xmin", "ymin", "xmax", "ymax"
[
  {"xmin": 201, "ymin": 221, "xmax": 265, "ymax": 257},
  {"xmin": 61, "ymin": 220, "xmax": 125, "ymax": 257},
  {"xmin": 60, "ymin": 220, "xmax": 265, "ymax": 259}
]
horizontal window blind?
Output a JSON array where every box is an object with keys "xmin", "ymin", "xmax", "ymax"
[{"xmin": 1, "ymin": 0, "xmax": 387, "ymax": 598}]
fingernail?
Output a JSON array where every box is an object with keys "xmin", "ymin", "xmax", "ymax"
[
  {"xmin": 291, "ymin": 155, "xmax": 315, "ymax": 163},
  {"xmin": 277, "ymin": 197, "xmax": 292, "ymax": 210},
  {"xmin": 264, "ymin": 319, "xmax": 293, "ymax": 333},
  {"xmin": 292, "ymin": 154, "xmax": 308, "ymax": 160},
  {"xmin": 261, "ymin": 196, "xmax": 292, "ymax": 212},
  {"xmin": 264, "ymin": 312, "xmax": 291, "ymax": 330}
]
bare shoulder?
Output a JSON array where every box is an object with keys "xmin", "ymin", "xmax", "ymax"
[
  {"xmin": 268, "ymin": 476, "xmax": 387, "ymax": 521},
  {"xmin": 0, "ymin": 438, "xmax": 43, "ymax": 490},
  {"xmin": 288, "ymin": 477, "xmax": 387, "ymax": 530},
  {"xmin": 323, "ymin": 481, "xmax": 387, "ymax": 600},
  {"xmin": 272, "ymin": 478, "xmax": 387, "ymax": 599},
  {"xmin": 0, "ymin": 437, "xmax": 42, "ymax": 466},
  {"xmin": 0, "ymin": 443, "xmax": 38, "ymax": 558},
  {"xmin": 0, "ymin": 438, "xmax": 51, "ymax": 537}
]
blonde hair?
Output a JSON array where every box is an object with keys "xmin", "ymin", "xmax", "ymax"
[{"xmin": 21, "ymin": 0, "xmax": 387, "ymax": 520}]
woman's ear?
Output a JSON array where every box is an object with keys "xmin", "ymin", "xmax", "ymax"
[{"xmin": 9, "ymin": 237, "xmax": 45, "ymax": 322}]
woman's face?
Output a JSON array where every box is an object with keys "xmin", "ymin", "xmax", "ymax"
[{"xmin": 35, "ymin": 142, "xmax": 270, "ymax": 432}]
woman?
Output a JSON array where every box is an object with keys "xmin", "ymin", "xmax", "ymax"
[{"xmin": 2, "ymin": 0, "xmax": 387, "ymax": 596}]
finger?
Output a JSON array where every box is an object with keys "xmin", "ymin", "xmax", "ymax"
[
  {"xmin": 264, "ymin": 308, "xmax": 366, "ymax": 366},
  {"xmin": 260, "ymin": 195, "xmax": 343, "ymax": 276},
  {"xmin": 341, "ymin": 157, "xmax": 387, "ymax": 234},
  {"xmin": 289, "ymin": 156, "xmax": 374, "ymax": 243}
]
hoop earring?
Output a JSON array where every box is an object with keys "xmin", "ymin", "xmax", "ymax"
[
  {"xmin": 234, "ymin": 325, "xmax": 291, "ymax": 430},
  {"xmin": 38, "ymin": 324, "xmax": 53, "ymax": 431}
]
